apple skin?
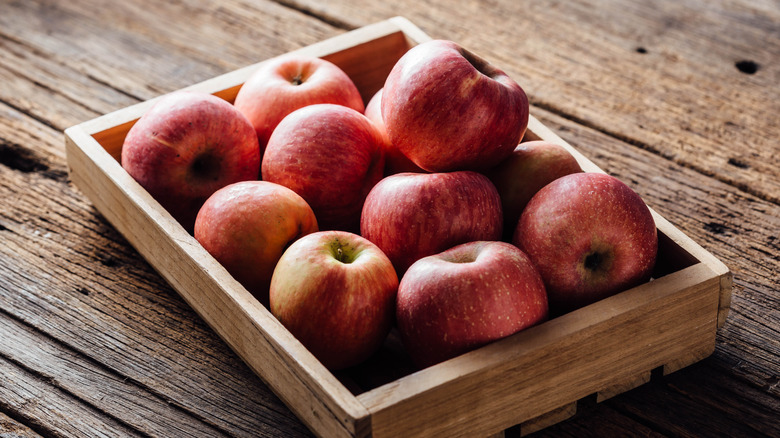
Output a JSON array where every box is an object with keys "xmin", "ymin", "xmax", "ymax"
[
  {"xmin": 360, "ymin": 171, "xmax": 503, "ymax": 275},
  {"xmin": 363, "ymin": 88, "xmax": 425, "ymax": 175},
  {"xmin": 381, "ymin": 39, "xmax": 529, "ymax": 172},
  {"xmin": 262, "ymin": 104, "xmax": 385, "ymax": 232},
  {"xmin": 396, "ymin": 241, "xmax": 548, "ymax": 369},
  {"xmin": 121, "ymin": 91, "xmax": 260, "ymax": 231},
  {"xmin": 233, "ymin": 54, "xmax": 364, "ymax": 155},
  {"xmin": 270, "ymin": 231, "xmax": 399, "ymax": 370},
  {"xmin": 513, "ymin": 172, "xmax": 658, "ymax": 315},
  {"xmin": 194, "ymin": 181, "xmax": 318, "ymax": 305},
  {"xmin": 487, "ymin": 140, "xmax": 583, "ymax": 239}
]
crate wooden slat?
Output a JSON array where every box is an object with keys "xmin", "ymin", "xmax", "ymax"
[{"xmin": 64, "ymin": 16, "xmax": 732, "ymax": 438}]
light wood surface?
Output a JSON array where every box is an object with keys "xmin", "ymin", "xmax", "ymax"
[{"xmin": 1, "ymin": 1, "xmax": 778, "ymax": 437}]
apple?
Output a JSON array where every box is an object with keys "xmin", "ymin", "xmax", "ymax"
[
  {"xmin": 487, "ymin": 140, "xmax": 583, "ymax": 239},
  {"xmin": 233, "ymin": 54, "xmax": 365, "ymax": 155},
  {"xmin": 363, "ymin": 88, "xmax": 424, "ymax": 175},
  {"xmin": 121, "ymin": 91, "xmax": 261, "ymax": 231},
  {"xmin": 270, "ymin": 230, "xmax": 399, "ymax": 370},
  {"xmin": 381, "ymin": 39, "xmax": 529, "ymax": 172},
  {"xmin": 360, "ymin": 171, "xmax": 503, "ymax": 274},
  {"xmin": 396, "ymin": 241, "xmax": 548, "ymax": 368},
  {"xmin": 194, "ymin": 181, "xmax": 318, "ymax": 305},
  {"xmin": 262, "ymin": 103, "xmax": 385, "ymax": 232},
  {"xmin": 513, "ymin": 172, "xmax": 658, "ymax": 314}
]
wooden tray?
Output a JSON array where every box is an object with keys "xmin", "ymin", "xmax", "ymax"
[{"xmin": 64, "ymin": 16, "xmax": 732, "ymax": 438}]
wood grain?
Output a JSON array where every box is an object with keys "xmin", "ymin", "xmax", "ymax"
[
  {"xmin": 0, "ymin": 411, "xmax": 42, "ymax": 438},
  {"xmin": 0, "ymin": 0, "xmax": 342, "ymax": 122},
  {"xmin": 0, "ymin": 310, "xmax": 227, "ymax": 437},
  {"xmin": 0, "ymin": 0, "xmax": 777, "ymax": 436},
  {"xmin": 0, "ymin": 355, "xmax": 142, "ymax": 437}
]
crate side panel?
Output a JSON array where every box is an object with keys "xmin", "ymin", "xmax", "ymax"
[{"xmin": 361, "ymin": 263, "xmax": 721, "ymax": 437}]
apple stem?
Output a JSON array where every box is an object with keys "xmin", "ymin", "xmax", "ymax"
[
  {"xmin": 330, "ymin": 240, "xmax": 355, "ymax": 264},
  {"xmin": 291, "ymin": 74, "xmax": 303, "ymax": 85}
]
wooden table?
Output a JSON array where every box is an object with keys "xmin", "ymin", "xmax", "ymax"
[{"xmin": 1, "ymin": 0, "xmax": 777, "ymax": 436}]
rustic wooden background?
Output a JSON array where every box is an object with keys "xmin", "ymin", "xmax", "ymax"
[{"xmin": 0, "ymin": 0, "xmax": 777, "ymax": 436}]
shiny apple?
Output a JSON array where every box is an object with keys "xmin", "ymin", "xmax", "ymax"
[
  {"xmin": 397, "ymin": 241, "xmax": 548, "ymax": 368},
  {"xmin": 262, "ymin": 104, "xmax": 385, "ymax": 232},
  {"xmin": 487, "ymin": 140, "xmax": 583, "ymax": 239},
  {"xmin": 233, "ymin": 54, "xmax": 364, "ymax": 156},
  {"xmin": 270, "ymin": 231, "xmax": 398, "ymax": 370},
  {"xmin": 513, "ymin": 172, "xmax": 658, "ymax": 314},
  {"xmin": 363, "ymin": 88, "xmax": 424, "ymax": 175},
  {"xmin": 121, "ymin": 91, "xmax": 260, "ymax": 231},
  {"xmin": 194, "ymin": 181, "xmax": 318, "ymax": 305},
  {"xmin": 382, "ymin": 39, "xmax": 529, "ymax": 172},
  {"xmin": 360, "ymin": 171, "xmax": 502, "ymax": 274}
]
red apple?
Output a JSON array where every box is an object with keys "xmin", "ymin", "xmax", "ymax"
[
  {"xmin": 487, "ymin": 140, "xmax": 583, "ymax": 239},
  {"xmin": 381, "ymin": 39, "xmax": 529, "ymax": 172},
  {"xmin": 121, "ymin": 91, "xmax": 260, "ymax": 231},
  {"xmin": 360, "ymin": 171, "xmax": 503, "ymax": 274},
  {"xmin": 262, "ymin": 104, "xmax": 385, "ymax": 232},
  {"xmin": 396, "ymin": 241, "xmax": 548, "ymax": 368},
  {"xmin": 194, "ymin": 181, "xmax": 318, "ymax": 305},
  {"xmin": 513, "ymin": 172, "xmax": 658, "ymax": 314},
  {"xmin": 364, "ymin": 88, "xmax": 424, "ymax": 175},
  {"xmin": 270, "ymin": 231, "xmax": 399, "ymax": 370},
  {"xmin": 233, "ymin": 54, "xmax": 365, "ymax": 155}
]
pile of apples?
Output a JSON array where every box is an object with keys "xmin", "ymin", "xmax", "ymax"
[{"xmin": 121, "ymin": 40, "xmax": 658, "ymax": 371}]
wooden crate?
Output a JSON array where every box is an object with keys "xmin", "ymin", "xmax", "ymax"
[{"xmin": 64, "ymin": 16, "xmax": 732, "ymax": 438}]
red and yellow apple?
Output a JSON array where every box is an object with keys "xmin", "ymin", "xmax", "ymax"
[
  {"xmin": 121, "ymin": 91, "xmax": 260, "ymax": 231},
  {"xmin": 381, "ymin": 39, "xmax": 529, "ymax": 172},
  {"xmin": 487, "ymin": 140, "xmax": 583, "ymax": 239},
  {"xmin": 233, "ymin": 54, "xmax": 364, "ymax": 155},
  {"xmin": 262, "ymin": 103, "xmax": 385, "ymax": 232},
  {"xmin": 363, "ymin": 88, "xmax": 424, "ymax": 175},
  {"xmin": 513, "ymin": 172, "xmax": 658, "ymax": 314},
  {"xmin": 194, "ymin": 181, "xmax": 318, "ymax": 305},
  {"xmin": 396, "ymin": 241, "xmax": 548, "ymax": 368},
  {"xmin": 270, "ymin": 231, "xmax": 399, "ymax": 370},
  {"xmin": 360, "ymin": 171, "xmax": 503, "ymax": 274}
]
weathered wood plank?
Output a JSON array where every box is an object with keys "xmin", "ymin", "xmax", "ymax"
[
  {"xmin": 0, "ymin": 0, "xmax": 345, "ymax": 108},
  {"xmin": 285, "ymin": 0, "xmax": 780, "ymax": 203},
  {"xmin": 0, "ymin": 0, "xmax": 776, "ymax": 436},
  {"xmin": 0, "ymin": 355, "xmax": 142, "ymax": 437},
  {"xmin": 0, "ymin": 411, "xmax": 42, "ymax": 438},
  {"xmin": 0, "ymin": 33, "xmax": 138, "ymax": 132},
  {"xmin": 605, "ymin": 362, "xmax": 780, "ymax": 438},
  {"xmin": 0, "ymin": 309, "xmax": 230, "ymax": 437},
  {"xmin": 517, "ymin": 402, "xmax": 668, "ymax": 438}
]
